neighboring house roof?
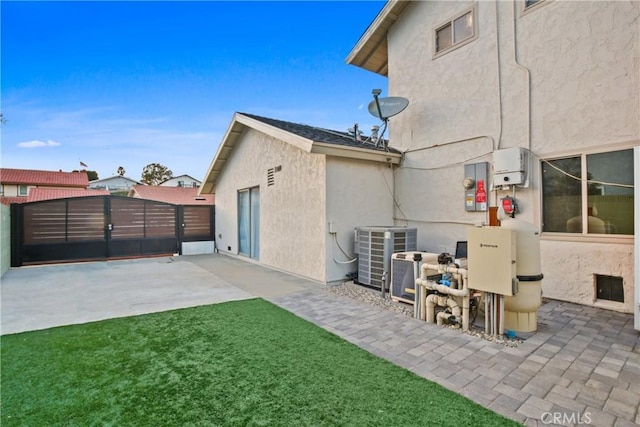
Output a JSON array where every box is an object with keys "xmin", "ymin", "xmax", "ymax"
[
  {"xmin": 200, "ymin": 112, "xmax": 402, "ymax": 194},
  {"xmin": 345, "ymin": 1, "xmax": 410, "ymax": 76},
  {"xmin": 0, "ymin": 168, "xmax": 89, "ymax": 188},
  {"xmin": 0, "ymin": 197, "xmax": 26, "ymax": 206},
  {"xmin": 26, "ymin": 188, "xmax": 110, "ymax": 203},
  {"xmin": 1, "ymin": 188, "xmax": 109, "ymax": 206},
  {"xmin": 89, "ymin": 176, "xmax": 142, "ymax": 186},
  {"xmin": 159, "ymin": 174, "xmax": 201, "ymax": 186},
  {"xmin": 128, "ymin": 185, "xmax": 214, "ymax": 205}
]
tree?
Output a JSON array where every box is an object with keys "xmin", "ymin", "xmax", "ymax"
[
  {"xmin": 73, "ymin": 169, "xmax": 99, "ymax": 181},
  {"xmin": 117, "ymin": 166, "xmax": 126, "ymax": 176},
  {"xmin": 141, "ymin": 163, "xmax": 173, "ymax": 185},
  {"xmin": 0, "ymin": 113, "xmax": 6, "ymax": 125}
]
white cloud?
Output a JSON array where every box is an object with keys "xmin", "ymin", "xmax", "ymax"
[{"xmin": 17, "ymin": 139, "xmax": 62, "ymax": 148}]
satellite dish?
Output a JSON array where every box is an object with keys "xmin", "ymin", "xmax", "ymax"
[{"xmin": 368, "ymin": 96, "xmax": 409, "ymax": 119}]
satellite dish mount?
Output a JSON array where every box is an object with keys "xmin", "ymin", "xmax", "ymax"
[{"xmin": 367, "ymin": 89, "xmax": 409, "ymax": 147}]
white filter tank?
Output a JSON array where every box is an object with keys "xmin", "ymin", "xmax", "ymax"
[{"xmin": 501, "ymin": 219, "xmax": 543, "ymax": 332}]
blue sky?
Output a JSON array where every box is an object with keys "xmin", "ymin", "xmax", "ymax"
[{"xmin": 1, "ymin": 1, "xmax": 387, "ymax": 181}]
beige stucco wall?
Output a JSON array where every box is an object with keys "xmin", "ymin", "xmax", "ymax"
[
  {"xmin": 1, "ymin": 203, "xmax": 10, "ymax": 277},
  {"xmin": 214, "ymin": 128, "xmax": 327, "ymax": 282},
  {"xmin": 385, "ymin": 0, "xmax": 639, "ymax": 312},
  {"xmin": 325, "ymin": 157, "xmax": 395, "ymax": 283}
]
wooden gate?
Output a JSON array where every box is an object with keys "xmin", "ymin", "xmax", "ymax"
[{"xmin": 10, "ymin": 196, "xmax": 215, "ymax": 266}]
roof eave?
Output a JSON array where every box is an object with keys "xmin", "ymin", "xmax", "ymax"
[
  {"xmin": 199, "ymin": 113, "xmax": 314, "ymax": 195},
  {"xmin": 311, "ymin": 143, "xmax": 402, "ymax": 165},
  {"xmin": 345, "ymin": 0, "xmax": 410, "ymax": 77}
]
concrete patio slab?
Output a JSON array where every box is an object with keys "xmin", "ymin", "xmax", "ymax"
[{"xmin": 1, "ymin": 256, "xmax": 253, "ymax": 335}]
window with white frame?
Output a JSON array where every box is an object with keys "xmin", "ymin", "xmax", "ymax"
[
  {"xmin": 18, "ymin": 185, "xmax": 28, "ymax": 196},
  {"xmin": 541, "ymin": 149, "xmax": 634, "ymax": 235},
  {"xmin": 435, "ymin": 8, "xmax": 475, "ymax": 56}
]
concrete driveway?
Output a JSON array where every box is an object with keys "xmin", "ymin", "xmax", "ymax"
[{"xmin": 1, "ymin": 256, "xmax": 256, "ymax": 335}]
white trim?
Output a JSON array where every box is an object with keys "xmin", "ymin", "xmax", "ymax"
[
  {"xmin": 634, "ymin": 146, "xmax": 639, "ymax": 330},
  {"xmin": 432, "ymin": 5, "xmax": 478, "ymax": 59}
]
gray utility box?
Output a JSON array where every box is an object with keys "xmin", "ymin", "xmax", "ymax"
[{"xmin": 355, "ymin": 226, "xmax": 417, "ymax": 291}]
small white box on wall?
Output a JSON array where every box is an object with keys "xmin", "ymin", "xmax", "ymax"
[{"xmin": 493, "ymin": 147, "xmax": 529, "ymax": 188}]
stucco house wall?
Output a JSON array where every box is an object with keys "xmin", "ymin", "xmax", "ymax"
[
  {"xmin": 325, "ymin": 157, "xmax": 395, "ymax": 282},
  {"xmin": 214, "ymin": 128, "xmax": 327, "ymax": 282},
  {"xmin": 381, "ymin": 0, "xmax": 638, "ymax": 312},
  {"xmin": 1, "ymin": 204, "xmax": 10, "ymax": 277}
]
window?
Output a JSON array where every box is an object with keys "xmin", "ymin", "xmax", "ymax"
[
  {"xmin": 18, "ymin": 185, "xmax": 28, "ymax": 196},
  {"xmin": 541, "ymin": 149, "xmax": 634, "ymax": 235},
  {"xmin": 524, "ymin": 0, "xmax": 542, "ymax": 8},
  {"xmin": 435, "ymin": 9, "xmax": 475, "ymax": 56}
]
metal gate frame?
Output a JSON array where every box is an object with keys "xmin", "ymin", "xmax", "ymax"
[{"xmin": 10, "ymin": 196, "xmax": 215, "ymax": 267}]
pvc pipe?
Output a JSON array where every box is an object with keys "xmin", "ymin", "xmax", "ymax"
[
  {"xmin": 500, "ymin": 294, "xmax": 505, "ymax": 336},
  {"xmin": 415, "ymin": 279, "xmax": 469, "ymax": 297},
  {"xmin": 426, "ymin": 294, "xmax": 438, "ymax": 324},
  {"xmin": 485, "ymin": 292, "xmax": 491, "ymax": 335}
]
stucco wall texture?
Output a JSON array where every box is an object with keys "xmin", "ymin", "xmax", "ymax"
[
  {"xmin": 386, "ymin": 1, "xmax": 638, "ymax": 312},
  {"xmin": 325, "ymin": 157, "xmax": 395, "ymax": 282},
  {"xmin": 1, "ymin": 204, "xmax": 10, "ymax": 277},
  {"xmin": 214, "ymin": 129, "xmax": 326, "ymax": 282},
  {"xmin": 213, "ymin": 126, "xmax": 396, "ymax": 284}
]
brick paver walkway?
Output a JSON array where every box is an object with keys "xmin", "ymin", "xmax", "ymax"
[{"xmin": 270, "ymin": 290, "xmax": 640, "ymax": 426}]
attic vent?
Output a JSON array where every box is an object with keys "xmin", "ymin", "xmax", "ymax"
[
  {"xmin": 267, "ymin": 168, "xmax": 275, "ymax": 186},
  {"xmin": 267, "ymin": 166, "xmax": 281, "ymax": 187}
]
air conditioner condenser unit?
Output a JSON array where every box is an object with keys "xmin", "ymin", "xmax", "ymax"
[{"xmin": 355, "ymin": 226, "xmax": 417, "ymax": 290}]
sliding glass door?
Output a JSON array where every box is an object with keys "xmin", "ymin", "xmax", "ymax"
[{"xmin": 238, "ymin": 187, "xmax": 260, "ymax": 259}]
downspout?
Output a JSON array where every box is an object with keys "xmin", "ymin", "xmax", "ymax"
[
  {"xmin": 494, "ymin": 0, "xmax": 504, "ymax": 151},
  {"xmin": 512, "ymin": 0, "xmax": 532, "ymax": 151}
]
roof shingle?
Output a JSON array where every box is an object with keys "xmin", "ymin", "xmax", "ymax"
[
  {"xmin": 239, "ymin": 113, "xmax": 399, "ymax": 154},
  {"xmin": 129, "ymin": 185, "xmax": 214, "ymax": 205},
  {"xmin": 0, "ymin": 168, "xmax": 89, "ymax": 188}
]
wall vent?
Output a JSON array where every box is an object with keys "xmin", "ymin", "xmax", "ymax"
[
  {"xmin": 267, "ymin": 166, "xmax": 281, "ymax": 187},
  {"xmin": 267, "ymin": 168, "xmax": 275, "ymax": 186},
  {"xmin": 595, "ymin": 274, "xmax": 624, "ymax": 303}
]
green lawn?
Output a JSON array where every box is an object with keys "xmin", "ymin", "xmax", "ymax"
[{"xmin": 1, "ymin": 298, "xmax": 520, "ymax": 426}]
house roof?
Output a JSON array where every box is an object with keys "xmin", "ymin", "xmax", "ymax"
[
  {"xmin": 128, "ymin": 185, "xmax": 214, "ymax": 205},
  {"xmin": 160, "ymin": 174, "xmax": 201, "ymax": 184},
  {"xmin": 345, "ymin": 1, "xmax": 410, "ymax": 76},
  {"xmin": 200, "ymin": 112, "xmax": 402, "ymax": 194},
  {"xmin": 89, "ymin": 176, "xmax": 142, "ymax": 185},
  {"xmin": 0, "ymin": 168, "xmax": 89, "ymax": 188},
  {"xmin": 1, "ymin": 188, "xmax": 110, "ymax": 205},
  {"xmin": 26, "ymin": 188, "xmax": 110, "ymax": 203}
]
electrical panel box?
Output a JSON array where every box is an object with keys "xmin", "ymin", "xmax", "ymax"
[
  {"xmin": 467, "ymin": 227, "xmax": 517, "ymax": 296},
  {"xmin": 463, "ymin": 162, "xmax": 489, "ymax": 212},
  {"xmin": 493, "ymin": 147, "xmax": 529, "ymax": 189}
]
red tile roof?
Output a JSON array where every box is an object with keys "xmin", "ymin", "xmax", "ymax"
[
  {"xmin": 0, "ymin": 168, "xmax": 89, "ymax": 188},
  {"xmin": 0, "ymin": 197, "xmax": 27, "ymax": 206},
  {"xmin": 26, "ymin": 188, "xmax": 110, "ymax": 202},
  {"xmin": 129, "ymin": 185, "xmax": 214, "ymax": 205},
  {"xmin": 1, "ymin": 189, "xmax": 110, "ymax": 206}
]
